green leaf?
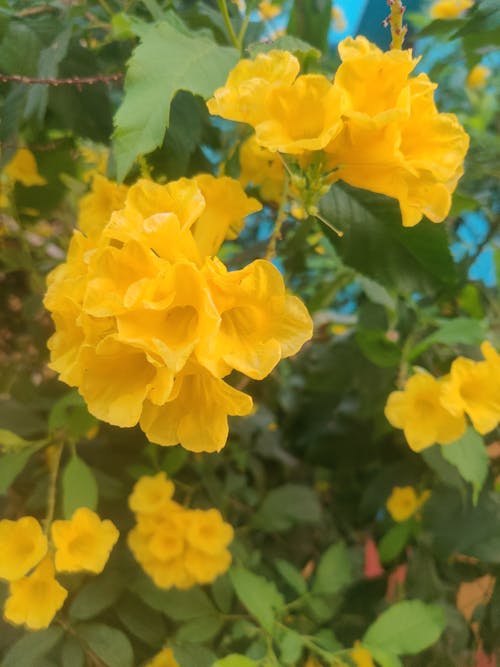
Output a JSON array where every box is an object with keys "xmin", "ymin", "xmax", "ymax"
[
  {"xmin": 363, "ymin": 646, "xmax": 403, "ymax": 667},
  {"xmin": 287, "ymin": 0, "xmax": 331, "ymax": 51},
  {"xmin": 70, "ymin": 568, "xmax": 124, "ymax": 620},
  {"xmin": 3, "ymin": 627, "xmax": 64, "ymax": 667},
  {"xmin": 378, "ymin": 522, "xmax": 413, "ymax": 564},
  {"xmin": 0, "ymin": 428, "xmax": 31, "ymax": 451},
  {"xmin": 357, "ymin": 275, "xmax": 397, "ymax": 311},
  {"xmin": 78, "ymin": 623, "xmax": 134, "ymax": 667},
  {"xmin": 252, "ymin": 484, "xmax": 321, "ymax": 532},
  {"xmin": 230, "ymin": 567, "xmax": 285, "ymax": 631},
  {"xmin": 161, "ymin": 445, "xmax": 189, "ymax": 475},
  {"xmin": 0, "ymin": 444, "xmax": 41, "ymax": 495},
  {"xmin": 176, "ymin": 614, "xmax": 223, "ymax": 643},
  {"xmin": 319, "ymin": 185, "xmax": 456, "ymax": 292},
  {"xmin": 131, "ymin": 573, "xmax": 217, "ymax": 619},
  {"xmin": 49, "ymin": 390, "xmax": 98, "ymax": 440},
  {"xmin": 60, "ymin": 637, "xmax": 85, "ymax": 667},
  {"xmin": 421, "ymin": 446, "xmax": 467, "ymax": 495},
  {"xmin": 115, "ymin": 593, "xmax": 167, "ymax": 648},
  {"xmin": 312, "ymin": 542, "xmax": 352, "ymax": 595},
  {"xmin": 247, "ymin": 35, "xmax": 320, "ymax": 62},
  {"xmin": 113, "ymin": 21, "xmax": 238, "ymax": 180},
  {"xmin": 278, "ymin": 627, "xmax": 304, "ymax": 664},
  {"xmin": 363, "ymin": 600, "xmax": 446, "ymax": 655},
  {"xmin": 441, "ymin": 428, "xmax": 489, "ymax": 504},
  {"xmin": 356, "ymin": 329, "xmax": 401, "ymax": 368},
  {"xmin": 408, "ymin": 318, "xmax": 486, "ymax": 361},
  {"xmin": 212, "ymin": 656, "xmax": 258, "ymax": 667},
  {"xmin": 62, "ymin": 454, "xmax": 99, "ymax": 518},
  {"xmin": 211, "ymin": 573, "xmax": 234, "ymax": 613},
  {"xmin": 171, "ymin": 643, "xmax": 216, "ymax": 667},
  {"xmin": 275, "ymin": 559, "xmax": 307, "ymax": 596}
]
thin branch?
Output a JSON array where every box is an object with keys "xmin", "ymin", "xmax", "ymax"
[{"xmin": 0, "ymin": 72, "xmax": 123, "ymax": 86}]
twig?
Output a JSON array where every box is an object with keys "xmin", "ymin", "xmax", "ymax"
[
  {"xmin": 385, "ymin": 0, "xmax": 407, "ymax": 50},
  {"xmin": 0, "ymin": 72, "xmax": 123, "ymax": 86}
]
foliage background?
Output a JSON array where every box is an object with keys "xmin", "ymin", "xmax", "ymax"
[{"xmin": 0, "ymin": 0, "xmax": 499, "ymax": 665}]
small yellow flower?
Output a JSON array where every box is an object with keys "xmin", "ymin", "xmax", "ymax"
[
  {"xmin": 258, "ymin": 1, "xmax": 281, "ymax": 19},
  {"xmin": 51, "ymin": 508, "xmax": 119, "ymax": 574},
  {"xmin": 0, "ymin": 516, "xmax": 47, "ymax": 582},
  {"xmin": 3, "ymin": 556, "xmax": 67, "ymax": 630},
  {"xmin": 78, "ymin": 174, "xmax": 128, "ymax": 239},
  {"xmin": 386, "ymin": 486, "xmax": 431, "ymax": 522},
  {"xmin": 186, "ymin": 508, "xmax": 234, "ymax": 555},
  {"xmin": 466, "ymin": 64, "xmax": 491, "ymax": 89},
  {"xmin": 184, "ymin": 546, "xmax": 232, "ymax": 585},
  {"xmin": 441, "ymin": 355, "xmax": 500, "ymax": 434},
  {"xmin": 5, "ymin": 148, "xmax": 47, "ymax": 186},
  {"xmin": 385, "ymin": 372, "xmax": 466, "ymax": 451},
  {"xmin": 128, "ymin": 472, "xmax": 175, "ymax": 515},
  {"xmin": 430, "ymin": 0, "xmax": 474, "ymax": 19},
  {"xmin": 331, "ymin": 5, "xmax": 347, "ymax": 32},
  {"xmin": 239, "ymin": 134, "xmax": 285, "ymax": 204},
  {"xmin": 351, "ymin": 643, "xmax": 375, "ymax": 667},
  {"xmin": 145, "ymin": 648, "xmax": 179, "ymax": 667}
]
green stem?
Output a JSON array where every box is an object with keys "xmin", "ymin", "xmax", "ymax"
[
  {"xmin": 387, "ymin": 0, "xmax": 407, "ymax": 49},
  {"xmin": 44, "ymin": 440, "xmax": 64, "ymax": 535},
  {"xmin": 217, "ymin": 0, "xmax": 241, "ymax": 50},
  {"xmin": 265, "ymin": 172, "xmax": 289, "ymax": 260}
]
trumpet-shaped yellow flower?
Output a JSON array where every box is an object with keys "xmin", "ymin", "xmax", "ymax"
[
  {"xmin": 0, "ymin": 516, "xmax": 47, "ymax": 582},
  {"xmin": 239, "ymin": 134, "xmax": 285, "ymax": 203},
  {"xmin": 191, "ymin": 174, "xmax": 261, "ymax": 255},
  {"xmin": 145, "ymin": 648, "xmax": 179, "ymax": 667},
  {"xmin": 3, "ymin": 556, "xmax": 67, "ymax": 630},
  {"xmin": 140, "ymin": 361, "xmax": 253, "ymax": 452},
  {"xmin": 385, "ymin": 372, "xmax": 466, "ymax": 451},
  {"xmin": 441, "ymin": 356, "xmax": 500, "ymax": 434},
  {"xmin": 128, "ymin": 472, "xmax": 175, "ymax": 515},
  {"xmin": 51, "ymin": 508, "xmax": 119, "ymax": 574},
  {"xmin": 207, "ymin": 50, "xmax": 300, "ymax": 126},
  {"xmin": 430, "ymin": 0, "xmax": 474, "ymax": 19},
  {"xmin": 200, "ymin": 258, "xmax": 313, "ymax": 379},
  {"xmin": 386, "ymin": 486, "xmax": 431, "ymax": 522},
  {"xmin": 466, "ymin": 64, "xmax": 491, "ymax": 89},
  {"xmin": 255, "ymin": 75, "xmax": 345, "ymax": 155},
  {"xmin": 5, "ymin": 148, "xmax": 47, "ymax": 186},
  {"xmin": 78, "ymin": 174, "xmax": 128, "ymax": 239}
]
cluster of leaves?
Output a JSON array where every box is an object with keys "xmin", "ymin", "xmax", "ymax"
[{"xmin": 1, "ymin": 0, "xmax": 499, "ymax": 666}]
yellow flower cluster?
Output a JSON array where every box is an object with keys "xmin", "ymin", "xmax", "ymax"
[
  {"xmin": 208, "ymin": 37, "xmax": 469, "ymax": 227},
  {"xmin": 127, "ymin": 473, "xmax": 233, "ymax": 589},
  {"xmin": 385, "ymin": 342, "xmax": 500, "ymax": 451},
  {"xmin": 45, "ymin": 174, "xmax": 313, "ymax": 453},
  {"xmin": 0, "ymin": 509, "xmax": 118, "ymax": 630},
  {"xmin": 386, "ymin": 486, "xmax": 431, "ymax": 522}
]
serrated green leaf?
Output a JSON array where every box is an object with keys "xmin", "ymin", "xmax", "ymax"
[
  {"xmin": 275, "ymin": 559, "xmax": 307, "ymax": 595},
  {"xmin": 49, "ymin": 390, "xmax": 98, "ymax": 439},
  {"xmin": 115, "ymin": 593, "xmax": 167, "ymax": 647},
  {"xmin": 247, "ymin": 35, "xmax": 320, "ymax": 61},
  {"xmin": 3, "ymin": 627, "xmax": 64, "ymax": 667},
  {"xmin": 62, "ymin": 455, "xmax": 98, "ymax": 518},
  {"xmin": 60, "ymin": 637, "xmax": 85, "ymax": 667},
  {"xmin": 70, "ymin": 568, "xmax": 124, "ymax": 620},
  {"xmin": 113, "ymin": 21, "xmax": 238, "ymax": 179},
  {"xmin": 378, "ymin": 522, "xmax": 413, "ymax": 564},
  {"xmin": 252, "ymin": 484, "xmax": 321, "ymax": 532},
  {"xmin": 176, "ymin": 614, "xmax": 223, "ymax": 643},
  {"xmin": 230, "ymin": 567, "xmax": 285, "ymax": 631},
  {"xmin": 319, "ymin": 184, "xmax": 456, "ymax": 292},
  {"xmin": 441, "ymin": 428, "xmax": 489, "ymax": 504},
  {"xmin": 312, "ymin": 542, "xmax": 352, "ymax": 595},
  {"xmin": 171, "ymin": 643, "xmax": 216, "ymax": 667},
  {"xmin": 278, "ymin": 627, "xmax": 304, "ymax": 664},
  {"xmin": 131, "ymin": 573, "xmax": 217, "ymax": 619},
  {"xmin": 409, "ymin": 318, "xmax": 486, "ymax": 361},
  {"xmin": 78, "ymin": 623, "xmax": 134, "ymax": 667},
  {"xmin": 0, "ymin": 444, "xmax": 41, "ymax": 495},
  {"xmin": 363, "ymin": 600, "xmax": 446, "ymax": 655}
]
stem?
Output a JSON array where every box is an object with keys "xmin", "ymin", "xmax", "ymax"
[
  {"xmin": 266, "ymin": 172, "xmax": 289, "ymax": 260},
  {"xmin": 315, "ymin": 212, "xmax": 344, "ymax": 238},
  {"xmin": 44, "ymin": 440, "xmax": 64, "ymax": 535},
  {"xmin": 217, "ymin": 0, "xmax": 241, "ymax": 50},
  {"xmin": 387, "ymin": 0, "xmax": 407, "ymax": 50}
]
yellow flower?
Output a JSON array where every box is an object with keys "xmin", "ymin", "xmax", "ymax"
[
  {"xmin": 385, "ymin": 372, "xmax": 466, "ymax": 451},
  {"xmin": 51, "ymin": 508, "xmax": 119, "ymax": 574},
  {"xmin": 185, "ymin": 509, "xmax": 234, "ymax": 555},
  {"xmin": 128, "ymin": 472, "xmax": 175, "ymax": 515},
  {"xmin": 145, "ymin": 648, "xmax": 179, "ymax": 667},
  {"xmin": 350, "ymin": 644, "xmax": 375, "ymax": 667},
  {"xmin": 3, "ymin": 556, "xmax": 67, "ymax": 631},
  {"xmin": 5, "ymin": 148, "xmax": 47, "ymax": 186},
  {"xmin": 258, "ymin": 1, "xmax": 281, "ymax": 19},
  {"xmin": 254, "ymin": 74, "xmax": 345, "ymax": 155},
  {"xmin": 386, "ymin": 486, "xmax": 431, "ymax": 522},
  {"xmin": 331, "ymin": 5, "xmax": 347, "ymax": 32},
  {"xmin": 80, "ymin": 144, "xmax": 108, "ymax": 182},
  {"xmin": 191, "ymin": 174, "xmax": 261, "ymax": 255},
  {"xmin": 430, "ymin": 0, "xmax": 474, "ymax": 19},
  {"xmin": 184, "ymin": 546, "xmax": 232, "ymax": 584},
  {"xmin": 199, "ymin": 258, "xmax": 313, "ymax": 380},
  {"xmin": 78, "ymin": 174, "xmax": 128, "ymax": 239},
  {"xmin": 466, "ymin": 64, "xmax": 491, "ymax": 89},
  {"xmin": 207, "ymin": 50, "xmax": 300, "ymax": 126},
  {"xmin": 441, "ymin": 355, "xmax": 500, "ymax": 434},
  {"xmin": 140, "ymin": 361, "xmax": 253, "ymax": 452},
  {"xmin": 239, "ymin": 134, "xmax": 285, "ymax": 203},
  {"xmin": 0, "ymin": 516, "xmax": 47, "ymax": 582}
]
